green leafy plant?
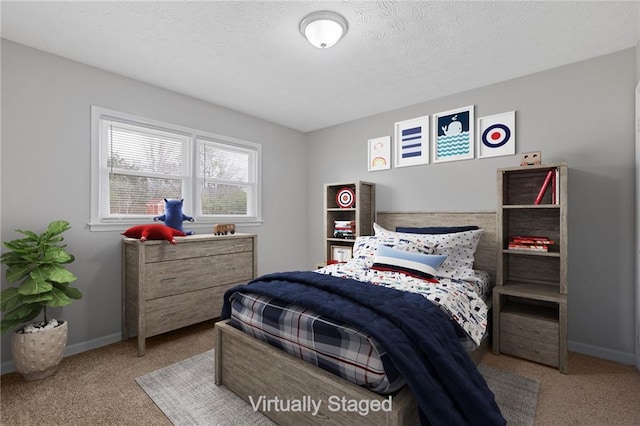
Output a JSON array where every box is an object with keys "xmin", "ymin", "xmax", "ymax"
[{"xmin": 0, "ymin": 220, "xmax": 82, "ymax": 334}]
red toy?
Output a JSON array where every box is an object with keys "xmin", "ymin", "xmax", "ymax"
[{"xmin": 122, "ymin": 224, "xmax": 186, "ymax": 244}]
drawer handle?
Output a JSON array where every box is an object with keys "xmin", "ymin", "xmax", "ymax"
[
  {"xmin": 518, "ymin": 326, "xmax": 523, "ymax": 330},
  {"xmin": 161, "ymin": 277, "xmax": 177, "ymax": 282}
]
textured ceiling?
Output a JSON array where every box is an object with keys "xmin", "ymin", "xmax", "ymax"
[{"xmin": 1, "ymin": 1, "xmax": 638, "ymax": 132}]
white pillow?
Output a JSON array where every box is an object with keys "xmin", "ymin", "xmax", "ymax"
[
  {"xmin": 351, "ymin": 236, "xmax": 380, "ymax": 266},
  {"xmin": 373, "ymin": 223, "xmax": 483, "ymax": 280},
  {"xmin": 427, "ymin": 229, "xmax": 483, "ymax": 280},
  {"xmin": 351, "ymin": 233, "xmax": 435, "ymax": 268},
  {"xmin": 372, "ymin": 223, "xmax": 437, "ymax": 255}
]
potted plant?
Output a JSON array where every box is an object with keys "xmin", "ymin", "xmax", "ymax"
[{"xmin": 0, "ymin": 220, "xmax": 82, "ymax": 380}]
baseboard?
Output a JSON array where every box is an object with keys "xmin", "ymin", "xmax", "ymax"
[
  {"xmin": 1, "ymin": 332, "xmax": 122, "ymax": 375},
  {"xmin": 3, "ymin": 334, "xmax": 635, "ymax": 374},
  {"xmin": 569, "ymin": 340, "xmax": 637, "ymax": 366}
]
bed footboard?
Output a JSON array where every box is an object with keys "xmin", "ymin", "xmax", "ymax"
[{"xmin": 215, "ymin": 320, "xmax": 419, "ymax": 426}]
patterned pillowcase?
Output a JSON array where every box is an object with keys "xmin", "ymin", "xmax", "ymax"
[
  {"xmin": 372, "ymin": 223, "xmax": 437, "ymax": 255},
  {"xmin": 371, "ymin": 245, "xmax": 447, "ymax": 280},
  {"xmin": 351, "ymin": 236, "xmax": 380, "ymax": 265},
  {"xmin": 374, "ymin": 223, "xmax": 483, "ymax": 280},
  {"xmin": 424, "ymin": 229, "xmax": 484, "ymax": 280},
  {"xmin": 351, "ymin": 233, "xmax": 435, "ymax": 268}
]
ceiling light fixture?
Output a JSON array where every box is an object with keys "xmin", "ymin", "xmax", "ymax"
[{"xmin": 299, "ymin": 11, "xmax": 348, "ymax": 49}]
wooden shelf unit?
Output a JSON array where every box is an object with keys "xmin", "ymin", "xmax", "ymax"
[
  {"xmin": 323, "ymin": 181, "xmax": 375, "ymax": 263},
  {"xmin": 493, "ymin": 163, "xmax": 568, "ymax": 373}
]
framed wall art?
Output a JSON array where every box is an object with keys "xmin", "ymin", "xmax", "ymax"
[
  {"xmin": 394, "ymin": 115, "xmax": 429, "ymax": 168},
  {"xmin": 367, "ymin": 136, "xmax": 391, "ymax": 171},
  {"xmin": 477, "ymin": 111, "xmax": 516, "ymax": 159},
  {"xmin": 432, "ymin": 105, "xmax": 474, "ymax": 163}
]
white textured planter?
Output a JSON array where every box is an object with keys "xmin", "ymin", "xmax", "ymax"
[{"xmin": 11, "ymin": 320, "xmax": 68, "ymax": 381}]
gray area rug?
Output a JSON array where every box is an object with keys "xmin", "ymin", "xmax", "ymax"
[
  {"xmin": 478, "ymin": 364, "xmax": 539, "ymax": 426},
  {"xmin": 136, "ymin": 350, "xmax": 539, "ymax": 426}
]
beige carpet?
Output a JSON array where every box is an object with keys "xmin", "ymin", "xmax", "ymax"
[
  {"xmin": 2, "ymin": 321, "xmax": 640, "ymax": 425},
  {"xmin": 136, "ymin": 350, "xmax": 538, "ymax": 425}
]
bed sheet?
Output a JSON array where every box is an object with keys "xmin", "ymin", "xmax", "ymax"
[{"xmin": 317, "ymin": 261, "xmax": 491, "ymax": 346}]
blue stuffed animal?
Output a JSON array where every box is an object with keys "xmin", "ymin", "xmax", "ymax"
[{"xmin": 153, "ymin": 198, "xmax": 194, "ymax": 235}]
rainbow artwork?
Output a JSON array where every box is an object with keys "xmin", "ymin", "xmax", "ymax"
[
  {"xmin": 371, "ymin": 157, "xmax": 387, "ymax": 168},
  {"xmin": 367, "ymin": 136, "xmax": 391, "ymax": 171}
]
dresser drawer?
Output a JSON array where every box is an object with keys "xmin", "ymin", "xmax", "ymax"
[
  {"xmin": 500, "ymin": 309, "xmax": 559, "ymax": 367},
  {"xmin": 145, "ymin": 251, "xmax": 254, "ymax": 300},
  {"xmin": 144, "ymin": 287, "xmax": 223, "ymax": 337},
  {"xmin": 144, "ymin": 238, "xmax": 254, "ymax": 263}
]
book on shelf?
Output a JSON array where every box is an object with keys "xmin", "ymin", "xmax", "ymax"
[
  {"xmin": 534, "ymin": 169, "xmax": 555, "ymax": 205},
  {"xmin": 553, "ymin": 168, "xmax": 560, "ymax": 204},
  {"xmin": 333, "ymin": 220, "xmax": 356, "ymax": 239},
  {"xmin": 508, "ymin": 235, "xmax": 554, "ymax": 251},
  {"xmin": 507, "ymin": 243, "xmax": 549, "ymax": 252},
  {"xmin": 510, "ymin": 236, "xmax": 554, "ymax": 245}
]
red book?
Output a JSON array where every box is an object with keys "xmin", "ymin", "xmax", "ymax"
[
  {"xmin": 511, "ymin": 238, "xmax": 554, "ymax": 245},
  {"xmin": 510, "ymin": 235, "xmax": 549, "ymax": 240},
  {"xmin": 551, "ymin": 170, "xmax": 557, "ymax": 204},
  {"xmin": 508, "ymin": 243, "xmax": 549, "ymax": 252},
  {"xmin": 534, "ymin": 170, "xmax": 555, "ymax": 205}
]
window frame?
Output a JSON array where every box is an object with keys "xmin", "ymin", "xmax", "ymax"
[{"xmin": 90, "ymin": 106, "xmax": 262, "ymax": 231}]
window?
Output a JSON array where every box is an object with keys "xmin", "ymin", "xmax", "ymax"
[{"xmin": 90, "ymin": 106, "xmax": 261, "ymax": 231}]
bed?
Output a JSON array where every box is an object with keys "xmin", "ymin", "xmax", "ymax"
[{"xmin": 214, "ymin": 211, "xmax": 501, "ymax": 425}]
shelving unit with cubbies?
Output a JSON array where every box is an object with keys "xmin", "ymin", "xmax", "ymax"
[
  {"xmin": 493, "ymin": 162, "xmax": 568, "ymax": 373},
  {"xmin": 323, "ymin": 181, "xmax": 375, "ymax": 264}
]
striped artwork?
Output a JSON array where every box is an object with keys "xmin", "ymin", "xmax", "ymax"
[
  {"xmin": 401, "ymin": 126, "xmax": 423, "ymax": 159},
  {"xmin": 394, "ymin": 115, "xmax": 430, "ymax": 167}
]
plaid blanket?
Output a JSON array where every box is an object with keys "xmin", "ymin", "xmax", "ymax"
[
  {"xmin": 229, "ymin": 291, "xmax": 404, "ymax": 393},
  {"xmin": 222, "ymin": 271, "xmax": 505, "ymax": 426}
]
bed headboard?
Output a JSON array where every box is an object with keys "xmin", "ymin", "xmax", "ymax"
[{"xmin": 375, "ymin": 211, "xmax": 497, "ymax": 282}]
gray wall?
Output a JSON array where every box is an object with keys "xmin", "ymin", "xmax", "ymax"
[
  {"xmin": 306, "ymin": 48, "xmax": 637, "ymax": 364},
  {"xmin": 0, "ymin": 40, "xmax": 309, "ymax": 367},
  {"xmin": 1, "ymin": 40, "xmax": 637, "ymax": 368}
]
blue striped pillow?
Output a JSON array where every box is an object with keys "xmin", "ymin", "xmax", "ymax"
[{"xmin": 371, "ymin": 245, "xmax": 447, "ymax": 280}]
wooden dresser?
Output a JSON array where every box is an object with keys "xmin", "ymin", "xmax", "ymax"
[{"xmin": 121, "ymin": 233, "xmax": 257, "ymax": 356}]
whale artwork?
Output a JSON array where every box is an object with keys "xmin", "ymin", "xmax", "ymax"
[
  {"xmin": 441, "ymin": 115, "xmax": 463, "ymax": 136},
  {"xmin": 434, "ymin": 106, "xmax": 474, "ymax": 162}
]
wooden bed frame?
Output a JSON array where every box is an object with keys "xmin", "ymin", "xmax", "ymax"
[{"xmin": 214, "ymin": 211, "xmax": 497, "ymax": 425}]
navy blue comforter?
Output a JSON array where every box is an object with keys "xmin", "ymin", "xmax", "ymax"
[{"xmin": 221, "ymin": 271, "xmax": 505, "ymax": 426}]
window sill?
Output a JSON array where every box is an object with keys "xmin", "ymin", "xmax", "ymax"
[{"xmin": 88, "ymin": 219, "xmax": 263, "ymax": 232}]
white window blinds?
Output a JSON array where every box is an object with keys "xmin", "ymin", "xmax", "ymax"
[
  {"xmin": 90, "ymin": 106, "xmax": 261, "ymax": 231},
  {"xmin": 102, "ymin": 120, "xmax": 189, "ymax": 218}
]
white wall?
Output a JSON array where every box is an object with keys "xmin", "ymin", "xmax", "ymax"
[
  {"xmin": 0, "ymin": 40, "xmax": 309, "ymax": 368},
  {"xmin": 306, "ymin": 48, "xmax": 638, "ymax": 365}
]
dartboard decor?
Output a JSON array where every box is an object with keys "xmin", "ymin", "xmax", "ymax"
[
  {"xmin": 477, "ymin": 111, "xmax": 516, "ymax": 159},
  {"xmin": 336, "ymin": 187, "xmax": 355, "ymax": 208}
]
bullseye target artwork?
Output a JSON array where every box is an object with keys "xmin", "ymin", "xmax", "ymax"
[
  {"xmin": 477, "ymin": 111, "xmax": 516, "ymax": 159},
  {"xmin": 336, "ymin": 187, "xmax": 355, "ymax": 208}
]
